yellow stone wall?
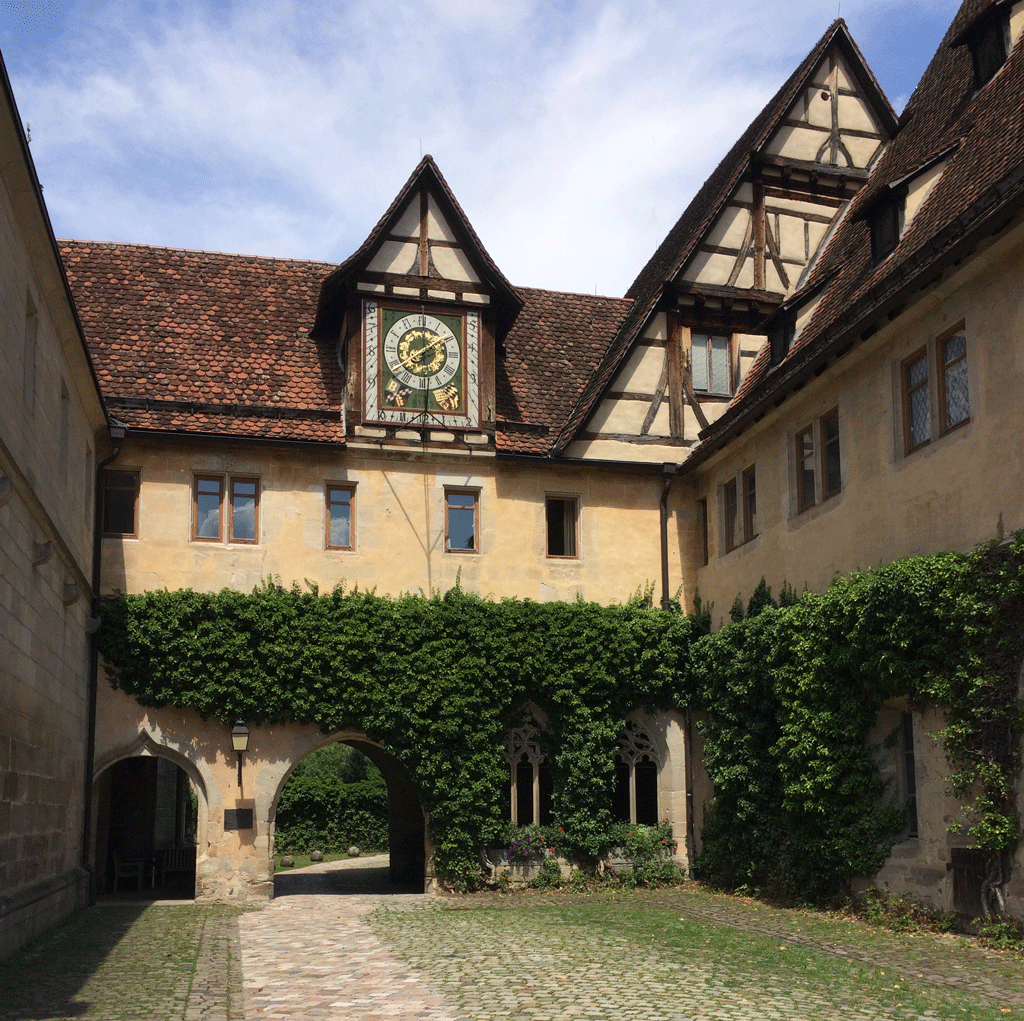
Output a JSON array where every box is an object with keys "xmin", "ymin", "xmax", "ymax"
[{"xmin": 102, "ymin": 443, "xmax": 690, "ymax": 606}]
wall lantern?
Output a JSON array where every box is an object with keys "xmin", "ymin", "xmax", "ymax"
[{"xmin": 230, "ymin": 720, "xmax": 249, "ymax": 786}]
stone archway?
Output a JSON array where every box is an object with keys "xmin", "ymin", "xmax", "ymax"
[
  {"xmin": 91, "ymin": 734, "xmax": 210, "ymax": 898},
  {"xmin": 263, "ymin": 730, "xmax": 430, "ymax": 893}
]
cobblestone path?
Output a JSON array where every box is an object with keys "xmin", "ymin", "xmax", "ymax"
[{"xmin": 1, "ymin": 858, "xmax": 1021, "ymax": 1020}]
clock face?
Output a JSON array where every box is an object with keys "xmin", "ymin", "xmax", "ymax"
[
  {"xmin": 382, "ymin": 312, "xmax": 462, "ymax": 411},
  {"xmin": 364, "ymin": 303, "xmax": 480, "ymax": 428}
]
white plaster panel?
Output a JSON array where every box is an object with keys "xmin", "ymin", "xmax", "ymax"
[
  {"xmin": 765, "ymin": 261, "xmax": 786, "ymax": 295},
  {"xmin": 393, "ymin": 286, "xmax": 419, "ymax": 296},
  {"xmin": 588, "ymin": 397, "xmax": 648, "ymax": 435},
  {"xmin": 1012, "ymin": 2, "xmax": 1024, "ymax": 46},
  {"xmin": 802, "ymin": 88, "xmax": 834, "ymax": 129},
  {"xmin": 904, "ymin": 158, "xmax": 949, "ymax": 228},
  {"xmin": 810, "ymin": 62, "xmax": 830, "ymax": 88},
  {"xmin": 732, "ymin": 259, "xmax": 755, "ymax": 290},
  {"xmin": 835, "ymin": 57, "xmax": 856, "ymax": 91},
  {"xmin": 778, "ymin": 214, "xmax": 807, "ymax": 261},
  {"xmin": 765, "ymin": 124, "xmax": 824, "ymax": 162},
  {"xmin": 427, "ymin": 195, "xmax": 458, "ymax": 242},
  {"xmin": 704, "ymin": 206, "xmax": 750, "ymax": 250},
  {"xmin": 648, "ymin": 402, "xmax": 672, "ymax": 438},
  {"xmin": 368, "ymin": 240, "xmax": 418, "ymax": 275},
  {"xmin": 734, "ymin": 183, "xmax": 754, "ymax": 204},
  {"xmin": 431, "ymin": 244, "xmax": 479, "ymax": 282},
  {"xmin": 392, "ymin": 199, "xmax": 421, "ymax": 239},
  {"xmin": 838, "ymin": 94, "xmax": 880, "ymax": 135},
  {"xmin": 565, "ymin": 437, "xmax": 686, "ymax": 464},
  {"xmin": 427, "ymin": 289, "xmax": 457, "ymax": 300},
  {"xmin": 768, "ymin": 196, "xmax": 837, "ymax": 217},
  {"xmin": 356, "ymin": 281, "xmax": 386, "ymax": 292},
  {"xmin": 681, "ymin": 250, "xmax": 734, "ymax": 286},
  {"xmin": 612, "ymin": 344, "xmax": 665, "ymax": 393},
  {"xmin": 843, "ymin": 134, "xmax": 880, "ymax": 168},
  {"xmin": 463, "ymin": 293, "xmax": 489, "ymax": 303},
  {"xmin": 642, "ymin": 312, "xmax": 667, "ymax": 342},
  {"xmin": 808, "ymin": 220, "xmax": 828, "ymax": 256}
]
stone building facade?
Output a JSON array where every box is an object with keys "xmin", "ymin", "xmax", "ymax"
[
  {"xmin": 0, "ymin": 56, "xmax": 112, "ymax": 956},
  {"xmin": 3, "ymin": 0, "xmax": 1024, "ymax": 945}
]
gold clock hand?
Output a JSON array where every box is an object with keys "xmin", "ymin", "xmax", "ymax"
[{"xmin": 394, "ymin": 332, "xmax": 447, "ymax": 372}]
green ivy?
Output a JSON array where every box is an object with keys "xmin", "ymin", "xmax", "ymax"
[
  {"xmin": 97, "ymin": 537, "xmax": 1024, "ymax": 901},
  {"xmin": 98, "ymin": 583, "xmax": 696, "ymax": 887}
]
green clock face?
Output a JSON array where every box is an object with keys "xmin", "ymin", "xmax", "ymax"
[{"xmin": 380, "ymin": 310, "xmax": 465, "ymax": 415}]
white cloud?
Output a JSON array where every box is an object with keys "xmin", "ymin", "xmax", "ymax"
[{"xmin": 9, "ymin": 0, "xmax": 960, "ymax": 295}]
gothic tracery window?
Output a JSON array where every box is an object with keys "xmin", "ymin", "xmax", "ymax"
[
  {"xmin": 613, "ymin": 719, "xmax": 659, "ymax": 825},
  {"xmin": 504, "ymin": 716, "xmax": 553, "ymax": 825}
]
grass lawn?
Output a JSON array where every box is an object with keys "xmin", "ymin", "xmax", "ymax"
[
  {"xmin": 369, "ymin": 887, "xmax": 1024, "ymax": 1021},
  {"xmin": 272, "ymin": 850, "xmax": 367, "ymax": 871}
]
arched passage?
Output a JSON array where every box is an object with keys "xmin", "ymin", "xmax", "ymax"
[
  {"xmin": 91, "ymin": 738, "xmax": 209, "ymax": 898},
  {"xmin": 267, "ymin": 733, "xmax": 427, "ymax": 893}
]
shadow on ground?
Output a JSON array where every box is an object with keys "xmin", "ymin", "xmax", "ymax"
[
  {"xmin": 273, "ymin": 861, "xmax": 423, "ymax": 897},
  {"xmin": 0, "ymin": 906, "xmax": 149, "ymax": 1020}
]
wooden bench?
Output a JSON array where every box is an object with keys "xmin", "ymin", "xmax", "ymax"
[
  {"xmin": 112, "ymin": 851, "xmax": 148, "ymax": 892},
  {"xmin": 158, "ymin": 846, "xmax": 196, "ymax": 885}
]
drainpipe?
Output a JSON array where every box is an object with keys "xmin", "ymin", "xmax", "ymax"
[
  {"xmin": 81, "ymin": 419, "xmax": 126, "ymax": 904},
  {"xmin": 684, "ymin": 709, "xmax": 697, "ymax": 879},
  {"xmin": 659, "ymin": 463, "xmax": 678, "ymax": 611}
]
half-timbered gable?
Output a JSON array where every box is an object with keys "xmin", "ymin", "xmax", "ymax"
[
  {"xmin": 556, "ymin": 19, "xmax": 896, "ymax": 466},
  {"xmin": 312, "ymin": 156, "xmax": 522, "ymax": 455}
]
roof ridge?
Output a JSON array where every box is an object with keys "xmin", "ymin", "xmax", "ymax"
[{"xmin": 59, "ymin": 237, "xmax": 338, "ymax": 268}]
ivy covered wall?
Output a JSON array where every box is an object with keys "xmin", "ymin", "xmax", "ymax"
[{"xmin": 98, "ymin": 536, "xmax": 1024, "ymax": 900}]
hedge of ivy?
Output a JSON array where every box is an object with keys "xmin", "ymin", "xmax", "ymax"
[
  {"xmin": 97, "ymin": 537, "xmax": 1024, "ymax": 900},
  {"xmin": 99, "ymin": 584, "xmax": 695, "ymax": 887},
  {"xmin": 274, "ymin": 776, "xmax": 388, "ymax": 855}
]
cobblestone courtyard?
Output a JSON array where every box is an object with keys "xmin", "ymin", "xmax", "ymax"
[{"xmin": 1, "ymin": 856, "xmax": 1021, "ymax": 1021}]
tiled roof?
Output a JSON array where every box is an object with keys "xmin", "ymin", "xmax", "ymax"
[
  {"xmin": 61, "ymin": 240, "xmax": 628, "ymax": 455},
  {"xmin": 497, "ymin": 288, "xmax": 633, "ymax": 455},
  {"xmin": 552, "ymin": 19, "xmax": 893, "ymax": 454},
  {"xmin": 701, "ymin": 0, "xmax": 1024, "ymax": 449},
  {"xmin": 61, "ymin": 241, "xmax": 346, "ymax": 444}
]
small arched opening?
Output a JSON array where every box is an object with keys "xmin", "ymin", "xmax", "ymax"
[
  {"xmin": 269, "ymin": 735, "xmax": 426, "ymax": 895},
  {"xmin": 612, "ymin": 718, "xmax": 660, "ymax": 826},
  {"xmin": 502, "ymin": 713, "xmax": 554, "ymax": 826},
  {"xmin": 92, "ymin": 743, "xmax": 207, "ymax": 899}
]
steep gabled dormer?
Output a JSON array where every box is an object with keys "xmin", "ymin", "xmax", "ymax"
[
  {"xmin": 312, "ymin": 156, "xmax": 521, "ymax": 450},
  {"xmin": 557, "ymin": 19, "xmax": 897, "ymax": 465}
]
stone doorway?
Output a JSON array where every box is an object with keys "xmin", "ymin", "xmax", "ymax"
[
  {"xmin": 92, "ymin": 754, "xmax": 200, "ymax": 899},
  {"xmin": 269, "ymin": 737, "xmax": 427, "ymax": 895}
]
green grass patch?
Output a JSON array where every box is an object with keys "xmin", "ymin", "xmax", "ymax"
[{"xmin": 368, "ymin": 888, "xmax": 1023, "ymax": 1021}]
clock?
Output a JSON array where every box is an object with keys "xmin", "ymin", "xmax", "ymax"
[
  {"xmin": 364, "ymin": 302, "xmax": 480, "ymax": 428},
  {"xmin": 382, "ymin": 312, "xmax": 463, "ymax": 412}
]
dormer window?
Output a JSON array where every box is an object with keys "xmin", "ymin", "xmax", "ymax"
[
  {"xmin": 971, "ymin": 15, "xmax": 1009, "ymax": 88},
  {"xmin": 868, "ymin": 191, "xmax": 903, "ymax": 263},
  {"xmin": 951, "ymin": 1, "xmax": 1016, "ymax": 91},
  {"xmin": 769, "ymin": 316, "xmax": 795, "ymax": 366}
]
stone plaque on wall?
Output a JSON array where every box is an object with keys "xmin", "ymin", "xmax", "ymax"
[{"xmin": 224, "ymin": 809, "xmax": 253, "ymax": 831}]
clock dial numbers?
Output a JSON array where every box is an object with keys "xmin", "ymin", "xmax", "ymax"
[{"xmin": 380, "ymin": 311, "xmax": 464, "ymax": 414}]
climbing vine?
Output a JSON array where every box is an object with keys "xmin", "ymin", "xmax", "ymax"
[
  {"xmin": 98, "ymin": 584, "xmax": 696, "ymax": 886},
  {"xmin": 97, "ymin": 536, "xmax": 1024, "ymax": 902}
]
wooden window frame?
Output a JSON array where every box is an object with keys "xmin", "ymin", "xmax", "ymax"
[
  {"xmin": 228, "ymin": 476, "xmax": 260, "ymax": 544},
  {"xmin": 193, "ymin": 474, "xmax": 260, "ymax": 544},
  {"xmin": 742, "ymin": 465, "xmax": 757, "ymax": 544},
  {"xmin": 545, "ymin": 495, "xmax": 579, "ymax": 559},
  {"xmin": 325, "ymin": 483, "xmax": 356, "ymax": 551},
  {"xmin": 193, "ymin": 475, "xmax": 224, "ymax": 542},
  {"xmin": 102, "ymin": 469, "xmax": 140, "ymax": 538},
  {"xmin": 691, "ymin": 333, "xmax": 733, "ymax": 396},
  {"xmin": 901, "ymin": 347, "xmax": 931, "ymax": 455},
  {"xmin": 820, "ymin": 408, "xmax": 841, "ymax": 501},
  {"xmin": 445, "ymin": 488, "xmax": 479, "ymax": 553},
  {"xmin": 723, "ymin": 479, "xmax": 738, "ymax": 553},
  {"xmin": 937, "ymin": 327, "xmax": 970, "ymax": 436},
  {"xmin": 795, "ymin": 425, "xmax": 816, "ymax": 514}
]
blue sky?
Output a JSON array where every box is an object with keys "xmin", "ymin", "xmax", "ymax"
[{"xmin": 1, "ymin": 0, "xmax": 961, "ymax": 296}]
